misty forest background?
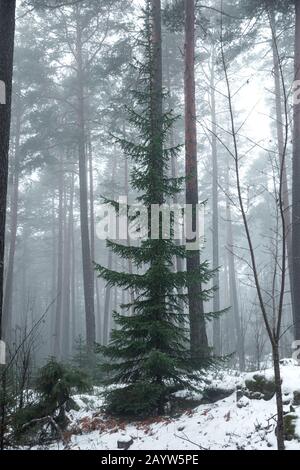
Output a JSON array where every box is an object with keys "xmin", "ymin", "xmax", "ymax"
[{"xmin": 1, "ymin": 0, "xmax": 300, "ymax": 450}]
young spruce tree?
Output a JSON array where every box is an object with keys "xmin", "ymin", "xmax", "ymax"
[{"xmin": 95, "ymin": 0, "xmax": 215, "ymax": 418}]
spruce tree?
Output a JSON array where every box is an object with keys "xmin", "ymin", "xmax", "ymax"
[{"xmin": 95, "ymin": 0, "xmax": 215, "ymax": 418}]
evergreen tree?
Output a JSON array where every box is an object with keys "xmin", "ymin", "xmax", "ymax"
[{"xmin": 95, "ymin": 1, "xmax": 215, "ymax": 418}]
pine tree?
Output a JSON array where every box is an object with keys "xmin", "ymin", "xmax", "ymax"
[{"xmin": 95, "ymin": 0, "xmax": 215, "ymax": 418}]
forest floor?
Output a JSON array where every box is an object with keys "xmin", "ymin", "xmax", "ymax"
[{"xmin": 46, "ymin": 359, "xmax": 300, "ymax": 450}]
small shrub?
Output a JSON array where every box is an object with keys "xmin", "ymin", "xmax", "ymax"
[
  {"xmin": 283, "ymin": 414, "xmax": 299, "ymax": 441},
  {"xmin": 11, "ymin": 358, "xmax": 91, "ymax": 444},
  {"xmin": 104, "ymin": 382, "xmax": 167, "ymax": 418},
  {"xmin": 244, "ymin": 374, "xmax": 276, "ymax": 401}
]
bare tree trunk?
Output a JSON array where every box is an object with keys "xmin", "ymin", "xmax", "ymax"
[
  {"xmin": 165, "ymin": 35, "xmax": 184, "ymax": 278},
  {"xmin": 103, "ymin": 249, "xmax": 113, "ymax": 346},
  {"xmin": 293, "ymin": 0, "xmax": 300, "ymax": 341},
  {"xmin": 124, "ymin": 151, "xmax": 134, "ymax": 315},
  {"xmin": 75, "ymin": 9, "xmax": 95, "ymax": 349},
  {"xmin": 273, "ymin": 342, "xmax": 285, "ymax": 451},
  {"xmin": 61, "ymin": 177, "xmax": 73, "ymax": 359},
  {"xmin": 0, "ymin": 0, "xmax": 16, "ymax": 340},
  {"xmin": 210, "ymin": 53, "xmax": 221, "ymax": 356},
  {"xmin": 51, "ymin": 193, "xmax": 57, "ymax": 354},
  {"xmin": 2, "ymin": 97, "xmax": 21, "ymax": 342},
  {"xmin": 226, "ymin": 168, "xmax": 245, "ymax": 371},
  {"xmin": 103, "ymin": 154, "xmax": 117, "ymax": 345},
  {"xmin": 54, "ymin": 154, "xmax": 64, "ymax": 358},
  {"xmin": 70, "ymin": 173, "xmax": 77, "ymax": 352},
  {"xmin": 88, "ymin": 134, "xmax": 101, "ymax": 341},
  {"xmin": 270, "ymin": 11, "xmax": 294, "ymax": 330},
  {"xmin": 184, "ymin": 0, "xmax": 208, "ymax": 354}
]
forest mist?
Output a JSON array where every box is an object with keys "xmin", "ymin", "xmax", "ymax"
[{"xmin": 1, "ymin": 0, "xmax": 300, "ymax": 452}]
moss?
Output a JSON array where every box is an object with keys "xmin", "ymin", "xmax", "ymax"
[{"xmin": 244, "ymin": 374, "xmax": 276, "ymax": 401}]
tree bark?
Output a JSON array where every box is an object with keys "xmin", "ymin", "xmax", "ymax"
[
  {"xmin": 0, "ymin": 0, "xmax": 16, "ymax": 340},
  {"xmin": 226, "ymin": 168, "xmax": 245, "ymax": 371},
  {"xmin": 184, "ymin": 0, "xmax": 208, "ymax": 354},
  {"xmin": 273, "ymin": 342, "xmax": 285, "ymax": 450},
  {"xmin": 61, "ymin": 177, "xmax": 72, "ymax": 359},
  {"xmin": 75, "ymin": 9, "xmax": 96, "ymax": 349},
  {"xmin": 293, "ymin": 0, "xmax": 300, "ymax": 341},
  {"xmin": 210, "ymin": 52, "xmax": 221, "ymax": 356},
  {"xmin": 2, "ymin": 95, "xmax": 21, "ymax": 342},
  {"xmin": 54, "ymin": 154, "xmax": 64, "ymax": 358},
  {"xmin": 103, "ymin": 154, "xmax": 117, "ymax": 345}
]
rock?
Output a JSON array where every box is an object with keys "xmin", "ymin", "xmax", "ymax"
[
  {"xmin": 177, "ymin": 425, "xmax": 185, "ymax": 432},
  {"xmin": 283, "ymin": 396, "xmax": 291, "ymax": 405},
  {"xmin": 203, "ymin": 387, "xmax": 235, "ymax": 403},
  {"xmin": 280, "ymin": 358, "xmax": 299, "ymax": 367},
  {"xmin": 117, "ymin": 434, "xmax": 134, "ymax": 450},
  {"xmin": 237, "ymin": 396, "xmax": 250, "ymax": 408},
  {"xmin": 293, "ymin": 390, "xmax": 300, "ymax": 406}
]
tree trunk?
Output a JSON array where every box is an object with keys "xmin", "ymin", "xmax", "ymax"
[
  {"xmin": 70, "ymin": 173, "xmax": 77, "ymax": 352},
  {"xmin": 75, "ymin": 10, "xmax": 96, "ymax": 349},
  {"xmin": 273, "ymin": 342, "xmax": 285, "ymax": 450},
  {"xmin": 226, "ymin": 167, "xmax": 245, "ymax": 371},
  {"xmin": 54, "ymin": 154, "xmax": 64, "ymax": 358},
  {"xmin": 184, "ymin": 0, "xmax": 208, "ymax": 354},
  {"xmin": 270, "ymin": 11, "xmax": 294, "ymax": 333},
  {"xmin": 293, "ymin": 0, "xmax": 300, "ymax": 341},
  {"xmin": 103, "ymin": 154, "xmax": 117, "ymax": 345},
  {"xmin": 61, "ymin": 177, "xmax": 73, "ymax": 359},
  {"xmin": 103, "ymin": 249, "xmax": 113, "ymax": 346},
  {"xmin": 0, "ymin": 0, "xmax": 16, "ymax": 340},
  {"xmin": 88, "ymin": 133, "xmax": 101, "ymax": 341},
  {"xmin": 2, "ymin": 96, "xmax": 21, "ymax": 342},
  {"xmin": 210, "ymin": 52, "xmax": 221, "ymax": 356},
  {"xmin": 124, "ymin": 150, "xmax": 135, "ymax": 316}
]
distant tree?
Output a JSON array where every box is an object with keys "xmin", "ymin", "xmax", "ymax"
[{"xmin": 0, "ymin": 0, "xmax": 16, "ymax": 342}]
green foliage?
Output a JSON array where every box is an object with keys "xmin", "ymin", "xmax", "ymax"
[
  {"xmin": 71, "ymin": 336, "xmax": 103, "ymax": 385},
  {"xmin": 105, "ymin": 382, "xmax": 167, "ymax": 418},
  {"xmin": 36, "ymin": 358, "xmax": 90, "ymax": 406},
  {"xmin": 244, "ymin": 374, "xmax": 276, "ymax": 401},
  {"xmin": 95, "ymin": 4, "xmax": 216, "ymax": 418},
  {"xmin": 11, "ymin": 358, "xmax": 90, "ymax": 444},
  {"xmin": 283, "ymin": 414, "xmax": 300, "ymax": 442}
]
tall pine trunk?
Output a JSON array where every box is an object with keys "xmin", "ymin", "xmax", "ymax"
[
  {"xmin": 103, "ymin": 154, "xmax": 117, "ymax": 345},
  {"xmin": 226, "ymin": 167, "xmax": 245, "ymax": 371},
  {"xmin": 61, "ymin": 177, "xmax": 73, "ymax": 359},
  {"xmin": 0, "ymin": 0, "xmax": 16, "ymax": 340},
  {"xmin": 54, "ymin": 154, "xmax": 64, "ymax": 358},
  {"xmin": 184, "ymin": 0, "xmax": 208, "ymax": 354},
  {"xmin": 75, "ymin": 9, "xmax": 96, "ymax": 349},
  {"xmin": 210, "ymin": 52, "xmax": 221, "ymax": 356},
  {"xmin": 2, "ymin": 96, "xmax": 21, "ymax": 342}
]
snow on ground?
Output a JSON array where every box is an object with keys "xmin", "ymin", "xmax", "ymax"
[{"xmin": 47, "ymin": 360, "xmax": 300, "ymax": 450}]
